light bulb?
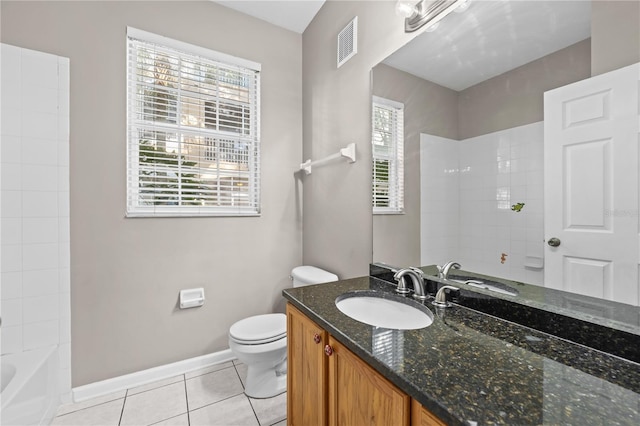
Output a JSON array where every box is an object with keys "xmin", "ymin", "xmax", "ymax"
[{"xmin": 396, "ymin": 0, "xmax": 419, "ymax": 18}]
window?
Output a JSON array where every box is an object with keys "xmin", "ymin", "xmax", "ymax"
[
  {"xmin": 126, "ymin": 28, "xmax": 261, "ymax": 217},
  {"xmin": 372, "ymin": 96, "xmax": 404, "ymax": 214}
]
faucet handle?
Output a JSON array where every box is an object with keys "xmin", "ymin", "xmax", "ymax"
[{"xmin": 432, "ymin": 285, "xmax": 459, "ymax": 308}]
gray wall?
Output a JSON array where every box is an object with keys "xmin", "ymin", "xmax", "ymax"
[
  {"xmin": 371, "ymin": 64, "xmax": 458, "ymax": 266},
  {"xmin": 592, "ymin": 0, "xmax": 640, "ymax": 76},
  {"xmin": 459, "ymin": 39, "xmax": 592, "ymax": 140},
  {"xmin": 301, "ymin": 1, "xmax": 421, "ymax": 278},
  {"xmin": 1, "ymin": 1, "xmax": 303, "ymax": 386}
]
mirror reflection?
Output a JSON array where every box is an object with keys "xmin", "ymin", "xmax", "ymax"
[{"xmin": 372, "ymin": 0, "xmax": 639, "ymax": 308}]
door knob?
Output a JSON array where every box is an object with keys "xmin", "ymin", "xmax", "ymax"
[
  {"xmin": 547, "ymin": 237, "xmax": 561, "ymax": 247},
  {"xmin": 313, "ymin": 333, "xmax": 321, "ymax": 344}
]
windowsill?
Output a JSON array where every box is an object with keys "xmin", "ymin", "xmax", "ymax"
[{"xmin": 373, "ymin": 210, "xmax": 405, "ymax": 216}]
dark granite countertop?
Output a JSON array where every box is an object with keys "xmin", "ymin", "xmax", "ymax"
[{"xmin": 283, "ymin": 276, "xmax": 640, "ymax": 425}]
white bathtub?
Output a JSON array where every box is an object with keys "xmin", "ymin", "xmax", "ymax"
[{"xmin": 1, "ymin": 346, "xmax": 59, "ymax": 426}]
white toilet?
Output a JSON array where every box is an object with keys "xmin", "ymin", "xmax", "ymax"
[{"xmin": 228, "ymin": 266, "xmax": 338, "ymax": 398}]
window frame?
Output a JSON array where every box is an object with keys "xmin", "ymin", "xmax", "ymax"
[
  {"xmin": 372, "ymin": 96, "xmax": 405, "ymax": 215},
  {"xmin": 126, "ymin": 27, "xmax": 261, "ymax": 217}
]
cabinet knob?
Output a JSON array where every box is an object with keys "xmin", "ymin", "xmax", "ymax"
[
  {"xmin": 313, "ymin": 333, "xmax": 321, "ymax": 344},
  {"xmin": 324, "ymin": 344, "xmax": 334, "ymax": 356}
]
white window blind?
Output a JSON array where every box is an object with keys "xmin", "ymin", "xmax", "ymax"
[
  {"xmin": 126, "ymin": 28, "xmax": 261, "ymax": 217},
  {"xmin": 372, "ymin": 96, "xmax": 404, "ymax": 214}
]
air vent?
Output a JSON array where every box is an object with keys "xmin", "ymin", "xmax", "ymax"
[{"xmin": 337, "ymin": 16, "xmax": 358, "ymax": 68}]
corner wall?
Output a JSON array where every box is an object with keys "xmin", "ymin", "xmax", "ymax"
[
  {"xmin": 302, "ymin": 0, "xmax": 421, "ymax": 278},
  {"xmin": 1, "ymin": 1, "xmax": 303, "ymax": 386}
]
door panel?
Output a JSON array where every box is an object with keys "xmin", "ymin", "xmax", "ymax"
[{"xmin": 544, "ymin": 62, "xmax": 640, "ymax": 305}]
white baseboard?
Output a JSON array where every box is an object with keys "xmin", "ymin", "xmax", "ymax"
[{"xmin": 72, "ymin": 349, "xmax": 235, "ymax": 402}]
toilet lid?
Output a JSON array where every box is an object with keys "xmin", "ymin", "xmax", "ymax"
[{"xmin": 229, "ymin": 313, "xmax": 286, "ymax": 344}]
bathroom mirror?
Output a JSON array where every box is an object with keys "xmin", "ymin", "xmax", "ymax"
[{"xmin": 372, "ymin": 0, "xmax": 640, "ymax": 322}]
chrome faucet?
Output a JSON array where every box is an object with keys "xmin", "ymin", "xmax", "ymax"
[
  {"xmin": 393, "ymin": 267, "xmax": 428, "ymax": 300},
  {"xmin": 438, "ymin": 261, "xmax": 461, "ymax": 280},
  {"xmin": 432, "ymin": 285, "xmax": 459, "ymax": 308}
]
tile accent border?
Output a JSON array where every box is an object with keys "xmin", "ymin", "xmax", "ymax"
[{"xmin": 72, "ymin": 349, "xmax": 235, "ymax": 402}]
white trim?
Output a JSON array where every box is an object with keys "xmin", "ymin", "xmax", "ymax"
[
  {"xmin": 72, "ymin": 349, "xmax": 235, "ymax": 402},
  {"xmin": 127, "ymin": 27, "xmax": 261, "ymax": 72},
  {"xmin": 372, "ymin": 95, "xmax": 404, "ymax": 110}
]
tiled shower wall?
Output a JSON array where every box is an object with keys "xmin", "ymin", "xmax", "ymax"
[
  {"xmin": 1, "ymin": 44, "xmax": 72, "ymax": 401},
  {"xmin": 421, "ymin": 122, "xmax": 545, "ymax": 285}
]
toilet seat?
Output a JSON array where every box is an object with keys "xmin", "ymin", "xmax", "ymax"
[{"xmin": 229, "ymin": 313, "xmax": 286, "ymax": 345}]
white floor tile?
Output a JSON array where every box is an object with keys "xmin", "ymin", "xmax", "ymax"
[
  {"xmin": 250, "ymin": 392, "xmax": 287, "ymax": 426},
  {"xmin": 189, "ymin": 394, "xmax": 259, "ymax": 426},
  {"xmin": 186, "ymin": 367, "xmax": 244, "ymax": 410},
  {"xmin": 234, "ymin": 363, "xmax": 248, "ymax": 388},
  {"xmin": 51, "ymin": 399, "xmax": 124, "ymax": 426},
  {"xmin": 128, "ymin": 375, "xmax": 184, "ymax": 396},
  {"xmin": 56, "ymin": 391, "xmax": 126, "ymax": 416},
  {"xmin": 149, "ymin": 413, "xmax": 189, "ymax": 426},
  {"xmin": 185, "ymin": 361, "xmax": 234, "ymax": 380},
  {"xmin": 120, "ymin": 382, "xmax": 187, "ymax": 426}
]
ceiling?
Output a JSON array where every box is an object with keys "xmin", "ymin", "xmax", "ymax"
[
  {"xmin": 383, "ymin": 1, "xmax": 592, "ymax": 91},
  {"xmin": 213, "ymin": 0, "xmax": 326, "ymax": 34}
]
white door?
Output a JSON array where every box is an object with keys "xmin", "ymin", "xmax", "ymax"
[{"xmin": 544, "ymin": 62, "xmax": 640, "ymax": 305}]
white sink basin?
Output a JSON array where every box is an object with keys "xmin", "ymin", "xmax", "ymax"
[{"xmin": 335, "ymin": 291, "xmax": 434, "ymax": 330}]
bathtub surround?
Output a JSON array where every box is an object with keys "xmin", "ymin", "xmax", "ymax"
[
  {"xmin": 1, "ymin": 1, "xmax": 303, "ymax": 387},
  {"xmin": 421, "ymin": 122, "xmax": 545, "ymax": 285},
  {"xmin": 0, "ymin": 44, "xmax": 71, "ymax": 422}
]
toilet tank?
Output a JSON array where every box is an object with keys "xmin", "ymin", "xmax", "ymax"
[{"xmin": 291, "ymin": 266, "xmax": 338, "ymax": 287}]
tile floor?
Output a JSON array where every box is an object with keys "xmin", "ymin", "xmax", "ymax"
[{"xmin": 52, "ymin": 360, "xmax": 286, "ymax": 426}]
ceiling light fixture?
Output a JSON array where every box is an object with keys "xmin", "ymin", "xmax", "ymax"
[
  {"xmin": 404, "ymin": 0, "xmax": 471, "ymax": 33},
  {"xmin": 395, "ymin": 0, "xmax": 421, "ymax": 18}
]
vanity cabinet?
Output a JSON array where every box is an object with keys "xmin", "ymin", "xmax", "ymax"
[
  {"xmin": 287, "ymin": 303, "xmax": 328, "ymax": 425},
  {"xmin": 287, "ymin": 303, "xmax": 444, "ymax": 426}
]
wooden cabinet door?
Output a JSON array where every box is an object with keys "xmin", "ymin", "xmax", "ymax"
[
  {"xmin": 287, "ymin": 304, "xmax": 327, "ymax": 426},
  {"xmin": 411, "ymin": 399, "xmax": 446, "ymax": 426},
  {"xmin": 327, "ymin": 336, "xmax": 410, "ymax": 426}
]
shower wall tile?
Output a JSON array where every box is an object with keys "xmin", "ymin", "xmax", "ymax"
[
  {"xmin": 59, "ymin": 314, "xmax": 71, "ymax": 344},
  {"xmin": 59, "ymin": 268, "xmax": 70, "ymax": 294},
  {"xmin": 23, "ymin": 217, "xmax": 59, "ymax": 244},
  {"xmin": 22, "ymin": 243, "xmax": 59, "ymax": 271},
  {"xmin": 23, "ymin": 294, "xmax": 60, "ymax": 324},
  {"xmin": 1, "ymin": 271, "xmax": 23, "ymax": 300},
  {"xmin": 2, "ymin": 135, "xmax": 22, "ymax": 164},
  {"xmin": 1, "ymin": 44, "xmax": 71, "ymax": 399},
  {"xmin": 23, "ymin": 319, "xmax": 59, "ymax": 350},
  {"xmin": 1, "ymin": 325, "xmax": 23, "ymax": 355},
  {"xmin": 22, "ymin": 164, "xmax": 58, "ymax": 191},
  {"xmin": 1, "ymin": 190, "xmax": 22, "ymax": 217},
  {"xmin": 2, "ymin": 218, "xmax": 23, "ymax": 245},
  {"xmin": 421, "ymin": 122, "xmax": 545, "ymax": 286},
  {"xmin": 22, "ymin": 137, "xmax": 60, "ymax": 166},
  {"xmin": 1, "ymin": 245, "xmax": 22, "ymax": 272},
  {"xmin": 1, "ymin": 163, "xmax": 22, "ymax": 190},
  {"xmin": 23, "ymin": 269, "xmax": 59, "ymax": 297},
  {"xmin": 22, "ymin": 191, "xmax": 58, "ymax": 217},
  {"xmin": 1, "ymin": 298, "xmax": 23, "ymax": 326}
]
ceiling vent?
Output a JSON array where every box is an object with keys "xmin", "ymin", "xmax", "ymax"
[{"xmin": 337, "ymin": 16, "xmax": 358, "ymax": 68}]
